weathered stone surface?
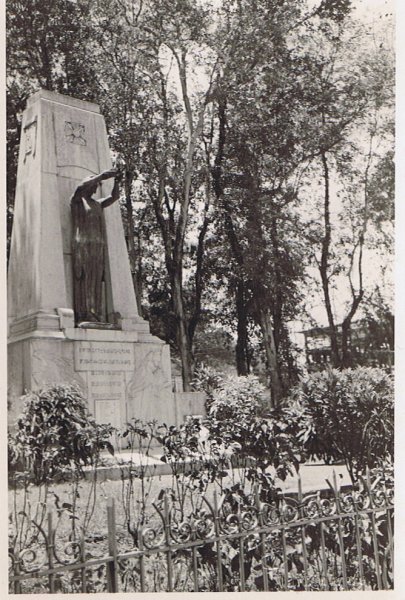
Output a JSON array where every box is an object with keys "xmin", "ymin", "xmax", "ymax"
[
  {"xmin": 95, "ymin": 400, "xmax": 122, "ymax": 430},
  {"xmin": 174, "ymin": 392, "xmax": 206, "ymax": 422},
  {"xmin": 126, "ymin": 343, "xmax": 174, "ymax": 424}
]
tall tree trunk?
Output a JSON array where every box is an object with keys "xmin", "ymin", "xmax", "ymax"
[
  {"xmin": 124, "ymin": 169, "xmax": 143, "ymax": 316},
  {"xmin": 172, "ymin": 267, "xmax": 193, "ymax": 390},
  {"xmin": 235, "ymin": 280, "xmax": 250, "ymax": 375},
  {"xmin": 188, "ymin": 162, "xmax": 212, "ymax": 345},
  {"xmin": 212, "ymin": 98, "xmax": 250, "ymax": 374},
  {"xmin": 320, "ymin": 150, "xmax": 340, "ymax": 366},
  {"xmin": 247, "ymin": 186, "xmax": 284, "ymax": 399},
  {"xmin": 340, "ymin": 128, "xmax": 373, "ymax": 367},
  {"xmin": 257, "ymin": 306, "xmax": 283, "ymax": 407}
]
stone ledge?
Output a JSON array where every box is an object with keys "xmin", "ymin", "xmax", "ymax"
[
  {"xmin": 64, "ymin": 328, "xmax": 139, "ymax": 343},
  {"xmin": 27, "ymin": 89, "xmax": 100, "ymax": 113},
  {"xmin": 8, "ymin": 311, "xmax": 61, "ymax": 338},
  {"xmin": 8, "ymin": 330, "xmax": 66, "ymax": 345}
]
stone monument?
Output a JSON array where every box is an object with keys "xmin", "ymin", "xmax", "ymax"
[{"xmin": 7, "ymin": 90, "xmax": 205, "ymax": 431}]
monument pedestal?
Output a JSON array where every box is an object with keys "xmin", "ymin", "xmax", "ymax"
[
  {"xmin": 7, "ymin": 90, "xmax": 205, "ymax": 432},
  {"xmin": 8, "ymin": 325, "xmax": 180, "ymax": 431}
]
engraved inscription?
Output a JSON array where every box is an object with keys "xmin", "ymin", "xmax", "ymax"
[
  {"xmin": 88, "ymin": 370, "xmax": 126, "ymax": 402},
  {"xmin": 65, "ymin": 121, "xmax": 86, "ymax": 145},
  {"xmin": 24, "ymin": 119, "xmax": 37, "ymax": 160},
  {"xmin": 75, "ymin": 343, "xmax": 134, "ymax": 371}
]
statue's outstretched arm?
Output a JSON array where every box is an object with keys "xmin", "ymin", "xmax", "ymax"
[
  {"xmin": 72, "ymin": 169, "xmax": 119, "ymax": 200},
  {"xmin": 100, "ymin": 172, "xmax": 123, "ymax": 208}
]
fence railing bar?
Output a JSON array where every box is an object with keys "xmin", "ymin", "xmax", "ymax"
[
  {"xmin": 80, "ymin": 535, "xmax": 87, "ymax": 593},
  {"xmin": 238, "ymin": 506, "xmax": 246, "ymax": 592},
  {"xmin": 106, "ymin": 497, "xmax": 118, "ymax": 593},
  {"xmin": 369, "ymin": 506, "xmax": 384, "ymax": 589},
  {"xmin": 213, "ymin": 490, "xmax": 224, "ymax": 592},
  {"xmin": 353, "ymin": 512, "xmax": 366, "ymax": 590},
  {"xmin": 191, "ymin": 535, "xmax": 199, "ymax": 592},
  {"xmin": 386, "ymin": 506, "xmax": 394, "ymax": 577},
  {"xmin": 255, "ymin": 488, "xmax": 269, "ymax": 592},
  {"xmin": 298, "ymin": 476, "xmax": 309, "ymax": 590},
  {"xmin": 318, "ymin": 493, "xmax": 329, "ymax": 591},
  {"xmin": 47, "ymin": 511, "xmax": 55, "ymax": 594},
  {"xmin": 366, "ymin": 468, "xmax": 383, "ymax": 590},
  {"xmin": 280, "ymin": 499, "xmax": 289, "ymax": 591},
  {"xmin": 138, "ymin": 527, "xmax": 146, "ymax": 592},
  {"xmin": 13, "ymin": 556, "xmax": 22, "ymax": 594},
  {"xmin": 332, "ymin": 471, "xmax": 348, "ymax": 590},
  {"xmin": 163, "ymin": 493, "xmax": 174, "ymax": 592}
]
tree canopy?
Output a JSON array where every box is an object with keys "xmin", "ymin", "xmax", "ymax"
[{"xmin": 7, "ymin": 0, "xmax": 394, "ymax": 401}]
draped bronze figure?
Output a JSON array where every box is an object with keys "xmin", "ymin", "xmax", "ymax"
[{"xmin": 71, "ymin": 169, "xmax": 121, "ymax": 324}]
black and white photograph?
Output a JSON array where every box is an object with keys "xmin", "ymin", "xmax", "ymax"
[{"xmin": 6, "ymin": 0, "xmax": 395, "ymax": 594}]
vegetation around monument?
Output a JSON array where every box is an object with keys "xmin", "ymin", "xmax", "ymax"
[{"xmin": 8, "ymin": 371, "xmax": 394, "ymax": 592}]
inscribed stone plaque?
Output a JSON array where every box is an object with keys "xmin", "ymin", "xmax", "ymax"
[
  {"xmin": 95, "ymin": 399, "xmax": 121, "ymax": 428},
  {"xmin": 75, "ymin": 342, "xmax": 134, "ymax": 371},
  {"xmin": 88, "ymin": 370, "xmax": 126, "ymax": 402}
]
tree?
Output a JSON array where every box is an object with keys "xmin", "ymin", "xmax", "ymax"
[
  {"xmin": 299, "ymin": 14, "xmax": 394, "ymax": 367},
  {"xmin": 206, "ymin": 0, "xmax": 355, "ymax": 403}
]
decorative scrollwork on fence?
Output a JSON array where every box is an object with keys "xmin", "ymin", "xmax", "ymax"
[
  {"xmin": 194, "ymin": 512, "xmax": 215, "ymax": 539},
  {"xmin": 141, "ymin": 525, "xmax": 165, "ymax": 550},
  {"xmin": 53, "ymin": 539, "xmax": 83, "ymax": 565},
  {"xmin": 19, "ymin": 547, "xmax": 48, "ymax": 573},
  {"xmin": 240, "ymin": 507, "xmax": 259, "ymax": 531}
]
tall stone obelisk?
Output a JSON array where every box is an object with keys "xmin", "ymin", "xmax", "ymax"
[{"xmin": 8, "ymin": 90, "xmax": 205, "ymax": 429}]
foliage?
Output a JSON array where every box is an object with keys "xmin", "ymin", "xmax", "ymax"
[
  {"xmin": 191, "ymin": 363, "xmax": 225, "ymax": 400},
  {"xmin": 162, "ymin": 374, "xmax": 300, "ymax": 504},
  {"xmin": 9, "ymin": 384, "xmax": 114, "ymax": 485},
  {"xmin": 285, "ymin": 367, "xmax": 394, "ymax": 482}
]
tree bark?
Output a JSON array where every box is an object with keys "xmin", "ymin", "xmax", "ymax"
[
  {"xmin": 172, "ymin": 267, "xmax": 193, "ymax": 390},
  {"xmin": 257, "ymin": 306, "xmax": 283, "ymax": 407},
  {"xmin": 319, "ymin": 150, "xmax": 340, "ymax": 366},
  {"xmin": 212, "ymin": 98, "xmax": 251, "ymax": 375},
  {"xmin": 235, "ymin": 280, "xmax": 250, "ymax": 375},
  {"xmin": 124, "ymin": 169, "xmax": 143, "ymax": 316}
]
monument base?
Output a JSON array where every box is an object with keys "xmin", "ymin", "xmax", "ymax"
[{"xmin": 8, "ymin": 327, "xmax": 206, "ymax": 435}]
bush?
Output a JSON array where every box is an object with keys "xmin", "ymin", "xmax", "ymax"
[
  {"xmin": 8, "ymin": 384, "xmax": 114, "ymax": 484},
  {"xmin": 285, "ymin": 367, "xmax": 394, "ymax": 482},
  {"xmin": 162, "ymin": 373, "xmax": 300, "ymax": 501}
]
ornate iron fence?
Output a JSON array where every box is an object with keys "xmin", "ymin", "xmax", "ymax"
[{"xmin": 9, "ymin": 470, "xmax": 393, "ymax": 593}]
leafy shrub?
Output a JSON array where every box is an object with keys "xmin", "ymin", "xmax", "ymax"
[
  {"xmin": 285, "ymin": 367, "xmax": 394, "ymax": 482},
  {"xmin": 8, "ymin": 384, "xmax": 114, "ymax": 484},
  {"xmin": 206, "ymin": 375, "xmax": 299, "ymax": 487},
  {"xmin": 162, "ymin": 373, "xmax": 300, "ymax": 502},
  {"xmin": 191, "ymin": 363, "xmax": 225, "ymax": 405}
]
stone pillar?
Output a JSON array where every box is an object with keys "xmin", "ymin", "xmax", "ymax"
[
  {"xmin": 8, "ymin": 90, "xmax": 143, "ymax": 333},
  {"xmin": 7, "ymin": 90, "xmax": 195, "ymax": 432}
]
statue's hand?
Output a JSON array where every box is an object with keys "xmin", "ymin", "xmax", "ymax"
[{"xmin": 101, "ymin": 168, "xmax": 119, "ymax": 180}]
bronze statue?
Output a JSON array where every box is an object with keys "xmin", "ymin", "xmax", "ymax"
[{"xmin": 71, "ymin": 169, "xmax": 122, "ymax": 324}]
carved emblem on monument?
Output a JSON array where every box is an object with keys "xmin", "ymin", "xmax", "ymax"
[
  {"xmin": 64, "ymin": 121, "xmax": 87, "ymax": 146},
  {"xmin": 23, "ymin": 118, "xmax": 37, "ymax": 161}
]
